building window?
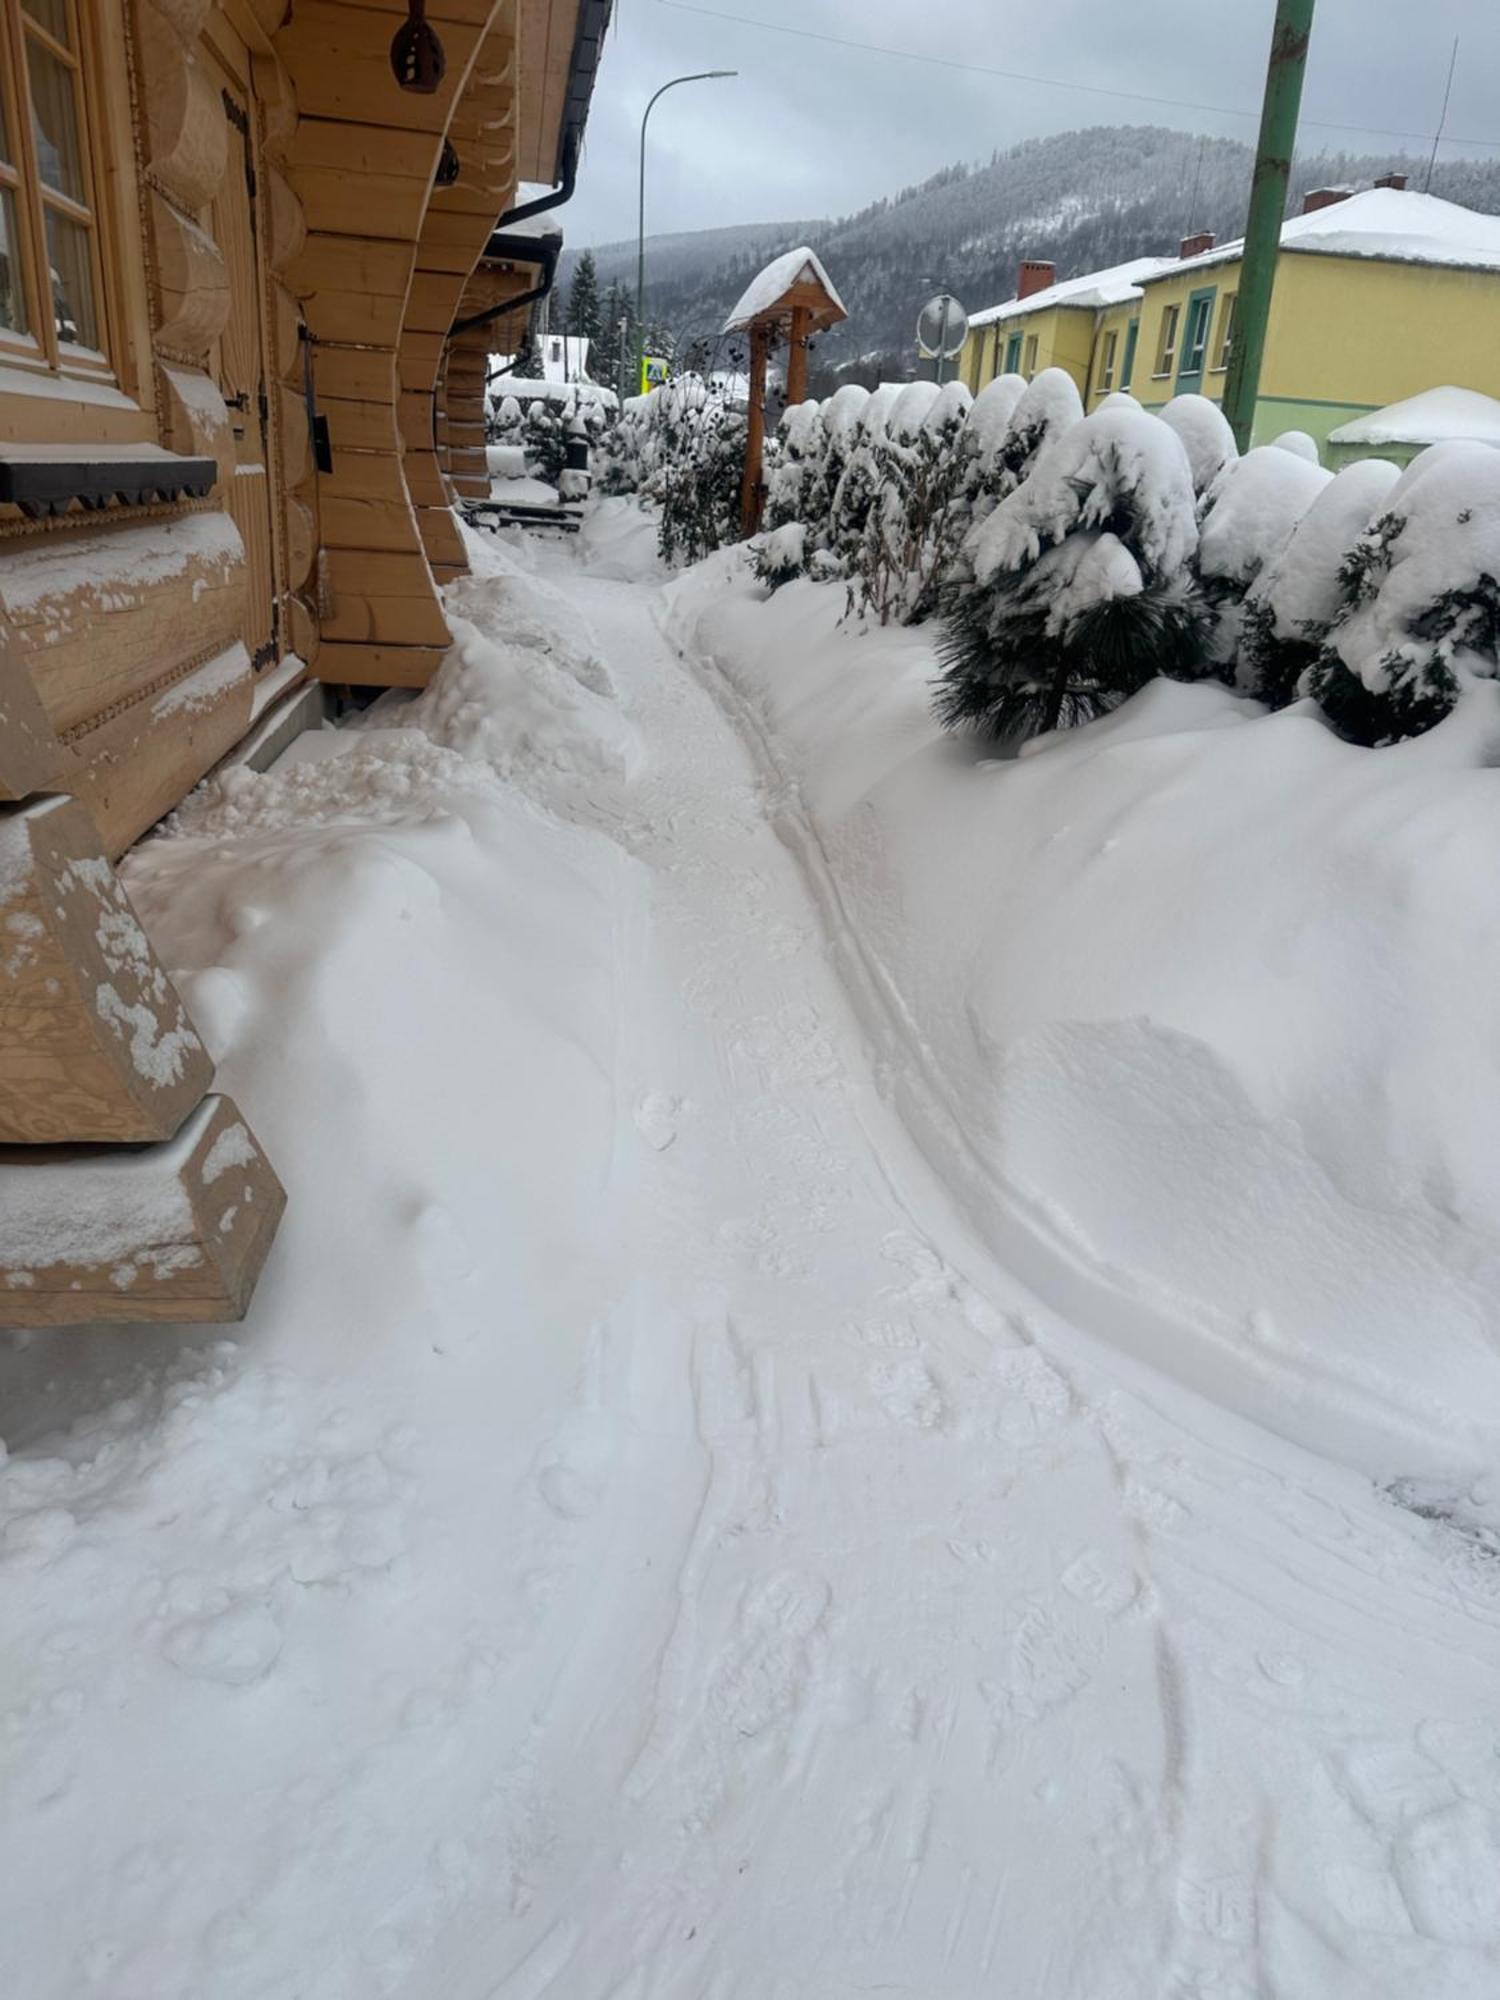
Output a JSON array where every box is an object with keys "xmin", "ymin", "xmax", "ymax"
[
  {"xmin": 1213, "ymin": 293, "xmax": 1237, "ymax": 372},
  {"xmin": 1005, "ymin": 331, "xmax": 1022, "ymax": 374},
  {"xmin": 0, "ymin": 0, "xmax": 106, "ymax": 370},
  {"xmin": 1180, "ymin": 292, "xmax": 1214, "ymax": 379},
  {"xmin": 1098, "ymin": 328, "xmax": 1118, "ymax": 394},
  {"xmin": 1122, "ymin": 319, "xmax": 1139, "ymax": 389},
  {"xmin": 1154, "ymin": 303, "xmax": 1181, "ymax": 379},
  {"xmin": 1022, "ymin": 333, "xmax": 1038, "ymax": 378}
]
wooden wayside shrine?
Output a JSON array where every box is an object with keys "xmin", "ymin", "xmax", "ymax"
[{"xmin": 722, "ymin": 247, "xmax": 847, "ymax": 538}]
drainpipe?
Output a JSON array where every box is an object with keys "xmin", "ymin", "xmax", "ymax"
[
  {"xmin": 451, "ymin": 229, "xmax": 561, "ymax": 340},
  {"xmin": 1222, "ymin": 0, "xmax": 1318, "ymax": 453},
  {"xmin": 492, "ymin": 127, "xmax": 580, "ymax": 235}
]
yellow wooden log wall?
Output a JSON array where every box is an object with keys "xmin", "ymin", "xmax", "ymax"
[
  {"xmin": 276, "ymin": 0, "xmax": 515, "ymax": 688},
  {"xmin": 401, "ymin": 14, "xmax": 519, "ymax": 578}
]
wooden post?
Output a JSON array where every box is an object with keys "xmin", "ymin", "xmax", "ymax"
[
  {"xmin": 740, "ymin": 322, "xmax": 769, "ymax": 539},
  {"xmin": 785, "ymin": 304, "xmax": 810, "ymax": 407}
]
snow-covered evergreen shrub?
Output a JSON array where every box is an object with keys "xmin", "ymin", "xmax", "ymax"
[
  {"xmin": 1160, "ymin": 393, "xmax": 1238, "ymax": 501},
  {"xmin": 764, "ymin": 399, "xmax": 825, "ymax": 531},
  {"xmin": 752, "ymin": 521, "xmax": 808, "ymax": 591},
  {"xmin": 524, "ymin": 396, "xmax": 568, "ymax": 485},
  {"xmin": 651, "ymin": 374, "xmax": 746, "ymax": 566},
  {"xmin": 960, "ymin": 372, "xmax": 1029, "ymax": 523},
  {"xmin": 1194, "ymin": 446, "xmax": 1332, "ymax": 673},
  {"xmin": 935, "ymin": 405, "xmax": 1208, "ymax": 739},
  {"xmin": 488, "ymin": 394, "xmax": 524, "ymax": 445},
  {"xmin": 984, "ymin": 367, "xmax": 1085, "ymax": 502},
  {"xmin": 1305, "ymin": 442, "xmax": 1500, "ymax": 744},
  {"xmin": 852, "ymin": 379, "xmax": 974, "ymax": 624},
  {"xmin": 1270, "ymin": 430, "xmax": 1322, "ymax": 465},
  {"xmin": 1238, "ymin": 458, "xmax": 1401, "ymax": 707},
  {"xmin": 595, "ymin": 387, "xmax": 660, "ymax": 495},
  {"xmin": 810, "ymin": 385, "xmax": 870, "ymax": 564},
  {"xmin": 827, "ymin": 383, "xmax": 903, "ymax": 577}
]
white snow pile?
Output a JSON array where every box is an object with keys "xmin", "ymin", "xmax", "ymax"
[
  {"xmin": 0, "ymin": 532, "xmax": 641, "ymax": 1995},
  {"xmin": 669, "ymin": 543, "xmax": 1500, "ymax": 1479},
  {"xmin": 1331, "ymin": 384, "xmax": 1500, "ymax": 450}
]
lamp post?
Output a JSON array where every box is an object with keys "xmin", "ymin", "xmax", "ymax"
[{"xmin": 636, "ymin": 70, "xmax": 736, "ymax": 398}]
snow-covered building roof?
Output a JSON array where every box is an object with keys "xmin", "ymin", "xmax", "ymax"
[
  {"xmin": 1328, "ymin": 386, "xmax": 1500, "ymax": 449},
  {"xmin": 967, "ymin": 255, "xmax": 1180, "ymax": 330},
  {"xmin": 722, "ymin": 247, "xmax": 847, "ymax": 333},
  {"xmin": 487, "ymin": 373, "xmax": 618, "ymax": 411},
  {"xmin": 1168, "ymin": 188, "xmax": 1500, "ymax": 279}
]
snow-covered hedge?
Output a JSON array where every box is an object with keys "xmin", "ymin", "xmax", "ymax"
[
  {"xmin": 608, "ymin": 367, "xmax": 1500, "ymax": 747},
  {"xmin": 598, "ymin": 375, "xmax": 747, "ymax": 565}
]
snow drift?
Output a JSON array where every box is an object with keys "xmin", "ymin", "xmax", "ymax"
[{"xmin": 669, "ymin": 550, "xmax": 1500, "ymax": 1478}]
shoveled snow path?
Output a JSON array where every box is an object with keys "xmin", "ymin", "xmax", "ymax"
[{"xmin": 448, "ymin": 561, "xmax": 1500, "ymax": 1999}]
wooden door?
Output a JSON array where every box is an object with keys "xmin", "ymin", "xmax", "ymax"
[{"xmin": 207, "ymin": 50, "xmax": 280, "ymax": 670}]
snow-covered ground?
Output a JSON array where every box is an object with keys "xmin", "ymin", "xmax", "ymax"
[{"xmin": 5, "ymin": 510, "xmax": 1500, "ymax": 1998}]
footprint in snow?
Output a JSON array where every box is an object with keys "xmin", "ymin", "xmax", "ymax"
[{"xmin": 634, "ymin": 1091, "xmax": 682, "ymax": 1151}]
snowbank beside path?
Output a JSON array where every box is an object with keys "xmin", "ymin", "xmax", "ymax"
[
  {"xmin": 0, "ymin": 531, "xmax": 645, "ymax": 1998},
  {"xmin": 667, "ymin": 546, "xmax": 1500, "ymax": 1478}
]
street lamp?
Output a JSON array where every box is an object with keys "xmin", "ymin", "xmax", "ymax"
[{"xmin": 635, "ymin": 70, "xmax": 737, "ymax": 398}]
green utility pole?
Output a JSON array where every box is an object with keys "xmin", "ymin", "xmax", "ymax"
[{"xmin": 1222, "ymin": 0, "xmax": 1317, "ymax": 453}]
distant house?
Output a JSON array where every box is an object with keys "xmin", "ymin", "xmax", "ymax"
[
  {"xmin": 960, "ymin": 179, "xmax": 1500, "ymax": 452},
  {"xmin": 541, "ymin": 333, "xmax": 593, "ymax": 383},
  {"xmin": 961, "ymin": 256, "xmax": 1179, "ymax": 400}
]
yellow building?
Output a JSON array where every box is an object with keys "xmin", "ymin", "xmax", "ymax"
[
  {"xmin": 961, "ymin": 254, "xmax": 1177, "ymax": 398},
  {"xmin": 962, "ymin": 181, "xmax": 1500, "ymax": 452}
]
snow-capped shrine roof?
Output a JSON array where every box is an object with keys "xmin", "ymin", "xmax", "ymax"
[
  {"xmin": 721, "ymin": 247, "xmax": 847, "ymax": 334},
  {"xmin": 1329, "ymin": 386, "xmax": 1500, "ymax": 449},
  {"xmin": 967, "ymin": 255, "xmax": 1179, "ymax": 330},
  {"xmin": 1167, "ymin": 188, "xmax": 1500, "ymax": 278}
]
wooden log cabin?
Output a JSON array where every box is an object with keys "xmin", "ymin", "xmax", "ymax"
[{"xmin": 0, "ymin": 0, "xmax": 610, "ymax": 1323}]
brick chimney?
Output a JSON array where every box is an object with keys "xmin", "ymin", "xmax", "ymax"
[
  {"xmin": 1017, "ymin": 260, "xmax": 1056, "ymax": 300},
  {"xmin": 1302, "ymin": 186, "xmax": 1355, "ymax": 214},
  {"xmin": 1374, "ymin": 171, "xmax": 1409, "ymax": 191},
  {"xmin": 1179, "ymin": 231, "xmax": 1216, "ymax": 260}
]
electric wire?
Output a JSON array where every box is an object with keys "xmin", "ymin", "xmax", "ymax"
[{"xmin": 654, "ymin": 0, "xmax": 1500, "ymax": 154}]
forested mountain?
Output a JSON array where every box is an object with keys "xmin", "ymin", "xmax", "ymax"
[{"xmin": 560, "ymin": 125, "xmax": 1500, "ymax": 373}]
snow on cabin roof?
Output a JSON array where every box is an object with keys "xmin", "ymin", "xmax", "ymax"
[
  {"xmin": 966, "ymin": 256, "xmax": 1180, "ymax": 330},
  {"xmin": 1329, "ymin": 386, "xmax": 1500, "ymax": 448},
  {"xmin": 721, "ymin": 246, "xmax": 846, "ymax": 332},
  {"xmin": 1165, "ymin": 188, "xmax": 1500, "ymax": 279}
]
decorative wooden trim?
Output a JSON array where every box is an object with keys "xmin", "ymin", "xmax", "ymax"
[
  {"xmin": 0, "ymin": 1092, "xmax": 285, "ymax": 1325},
  {"xmin": 0, "ymin": 792, "xmax": 214, "ymax": 1143}
]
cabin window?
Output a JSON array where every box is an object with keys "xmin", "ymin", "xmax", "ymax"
[
  {"xmin": 1022, "ymin": 333, "xmax": 1038, "ymax": 378},
  {"xmin": 1098, "ymin": 329, "xmax": 1118, "ymax": 394},
  {"xmin": 1154, "ymin": 303, "xmax": 1181, "ymax": 379},
  {"xmin": 1213, "ymin": 293, "xmax": 1237, "ymax": 372},
  {"xmin": 0, "ymin": 0, "xmax": 107, "ymax": 370}
]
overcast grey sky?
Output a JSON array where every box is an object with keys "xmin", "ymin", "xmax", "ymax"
[{"xmin": 566, "ymin": 0, "xmax": 1500, "ymax": 248}]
